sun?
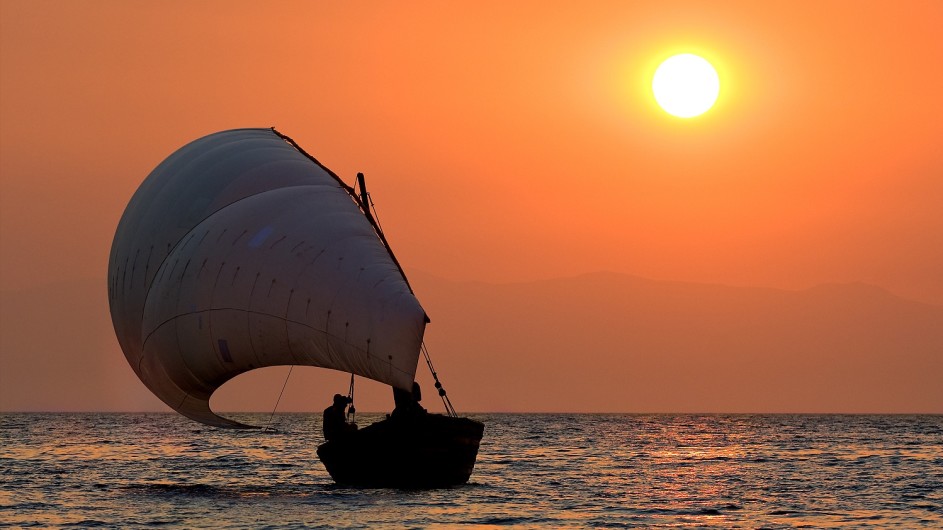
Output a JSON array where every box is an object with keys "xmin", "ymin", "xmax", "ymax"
[{"xmin": 652, "ymin": 54, "xmax": 720, "ymax": 118}]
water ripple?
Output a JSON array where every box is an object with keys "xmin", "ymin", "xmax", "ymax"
[{"xmin": 1, "ymin": 413, "xmax": 941, "ymax": 528}]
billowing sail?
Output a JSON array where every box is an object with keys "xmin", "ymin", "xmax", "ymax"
[{"xmin": 108, "ymin": 128, "xmax": 427, "ymax": 428}]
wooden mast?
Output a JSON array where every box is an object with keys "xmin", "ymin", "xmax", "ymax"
[{"xmin": 356, "ymin": 172, "xmax": 376, "ymax": 227}]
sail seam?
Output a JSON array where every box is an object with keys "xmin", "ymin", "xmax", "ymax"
[
  {"xmin": 271, "ymin": 127, "xmax": 418, "ymax": 296},
  {"xmin": 135, "ymin": 136, "xmax": 294, "ymax": 303},
  {"xmin": 139, "ymin": 183, "xmax": 344, "ymax": 329},
  {"xmin": 140, "ymin": 307, "xmax": 416, "ymax": 378}
]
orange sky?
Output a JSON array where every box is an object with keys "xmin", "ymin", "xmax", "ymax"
[{"xmin": 1, "ymin": 1, "xmax": 941, "ymax": 413}]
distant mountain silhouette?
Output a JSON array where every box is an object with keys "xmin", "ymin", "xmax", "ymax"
[
  {"xmin": 2, "ymin": 273, "xmax": 940, "ymax": 413},
  {"xmin": 410, "ymin": 271, "xmax": 943, "ymax": 413}
]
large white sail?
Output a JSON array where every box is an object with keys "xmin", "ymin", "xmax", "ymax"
[{"xmin": 108, "ymin": 128, "xmax": 427, "ymax": 428}]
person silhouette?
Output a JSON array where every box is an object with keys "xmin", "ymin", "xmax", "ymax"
[
  {"xmin": 323, "ymin": 393, "xmax": 357, "ymax": 441},
  {"xmin": 391, "ymin": 381, "xmax": 426, "ymax": 420}
]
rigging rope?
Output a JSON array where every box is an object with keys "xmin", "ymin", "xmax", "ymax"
[
  {"xmin": 358, "ymin": 176, "xmax": 453, "ymax": 418},
  {"xmin": 347, "ymin": 373, "xmax": 356, "ymax": 424},
  {"xmin": 367, "ymin": 192, "xmax": 385, "ymax": 235},
  {"xmin": 263, "ymin": 365, "xmax": 294, "ymax": 432},
  {"xmin": 422, "ymin": 341, "xmax": 457, "ymax": 417},
  {"xmin": 354, "ymin": 176, "xmax": 385, "ymax": 234}
]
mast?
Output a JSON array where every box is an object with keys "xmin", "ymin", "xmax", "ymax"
[{"xmin": 357, "ymin": 172, "xmax": 377, "ymax": 228}]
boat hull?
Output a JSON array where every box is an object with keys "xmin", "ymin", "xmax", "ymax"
[{"xmin": 317, "ymin": 414, "xmax": 484, "ymax": 488}]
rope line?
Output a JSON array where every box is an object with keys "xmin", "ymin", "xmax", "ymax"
[
  {"xmin": 347, "ymin": 373, "xmax": 357, "ymax": 424},
  {"xmin": 367, "ymin": 192, "xmax": 385, "ymax": 235},
  {"xmin": 263, "ymin": 365, "xmax": 294, "ymax": 432},
  {"xmin": 422, "ymin": 341, "xmax": 457, "ymax": 417}
]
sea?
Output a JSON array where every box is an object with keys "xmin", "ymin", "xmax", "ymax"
[{"xmin": 1, "ymin": 413, "xmax": 940, "ymax": 528}]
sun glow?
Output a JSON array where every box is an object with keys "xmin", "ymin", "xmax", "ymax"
[{"xmin": 652, "ymin": 54, "xmax": 720, "ymax": 118}]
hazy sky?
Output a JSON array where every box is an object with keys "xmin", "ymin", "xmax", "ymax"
[{"xmin": 1, "ymin": 1, "xmax": 941, "ymax": 413}]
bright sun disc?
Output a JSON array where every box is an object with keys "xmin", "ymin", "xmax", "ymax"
[{"xmin": 652, "ymin": 54, "xmax": 720, "ymax": 118}]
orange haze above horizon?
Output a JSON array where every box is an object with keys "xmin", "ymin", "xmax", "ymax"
[{"xmin": 1, "ymin": 1, "xmax": 942, "ymax": 413}]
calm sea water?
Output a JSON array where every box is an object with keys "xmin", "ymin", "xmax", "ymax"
[{"xmin": 1, "ymin": 413, "xmax": 940, "ymax": 528}]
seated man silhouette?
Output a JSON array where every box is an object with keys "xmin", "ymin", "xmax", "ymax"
[
  {"xmin": 323, "ymin": 393, "xmax": 357, "ymax": 442},
  {"xmin": 391, "ymin": 381, "xmax": 427, "ymax": 421}
]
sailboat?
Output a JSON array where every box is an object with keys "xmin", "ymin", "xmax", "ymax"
[{"xmin": 108, "ymin": 128, "xmax": 484, "ymax": 488}]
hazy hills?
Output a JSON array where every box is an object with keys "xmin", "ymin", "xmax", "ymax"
[
  {"xmin": 411, "ymin": 272, "xmax": 943, "ymax": 413},
  {"xmin": 1, "ymin": 272, "xmax": 940, "ymax": 413}
]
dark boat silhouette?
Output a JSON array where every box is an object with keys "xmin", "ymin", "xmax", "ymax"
[{"xmin": 318, "ymin": 414, "xmax": 484, "ymax": 488}]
